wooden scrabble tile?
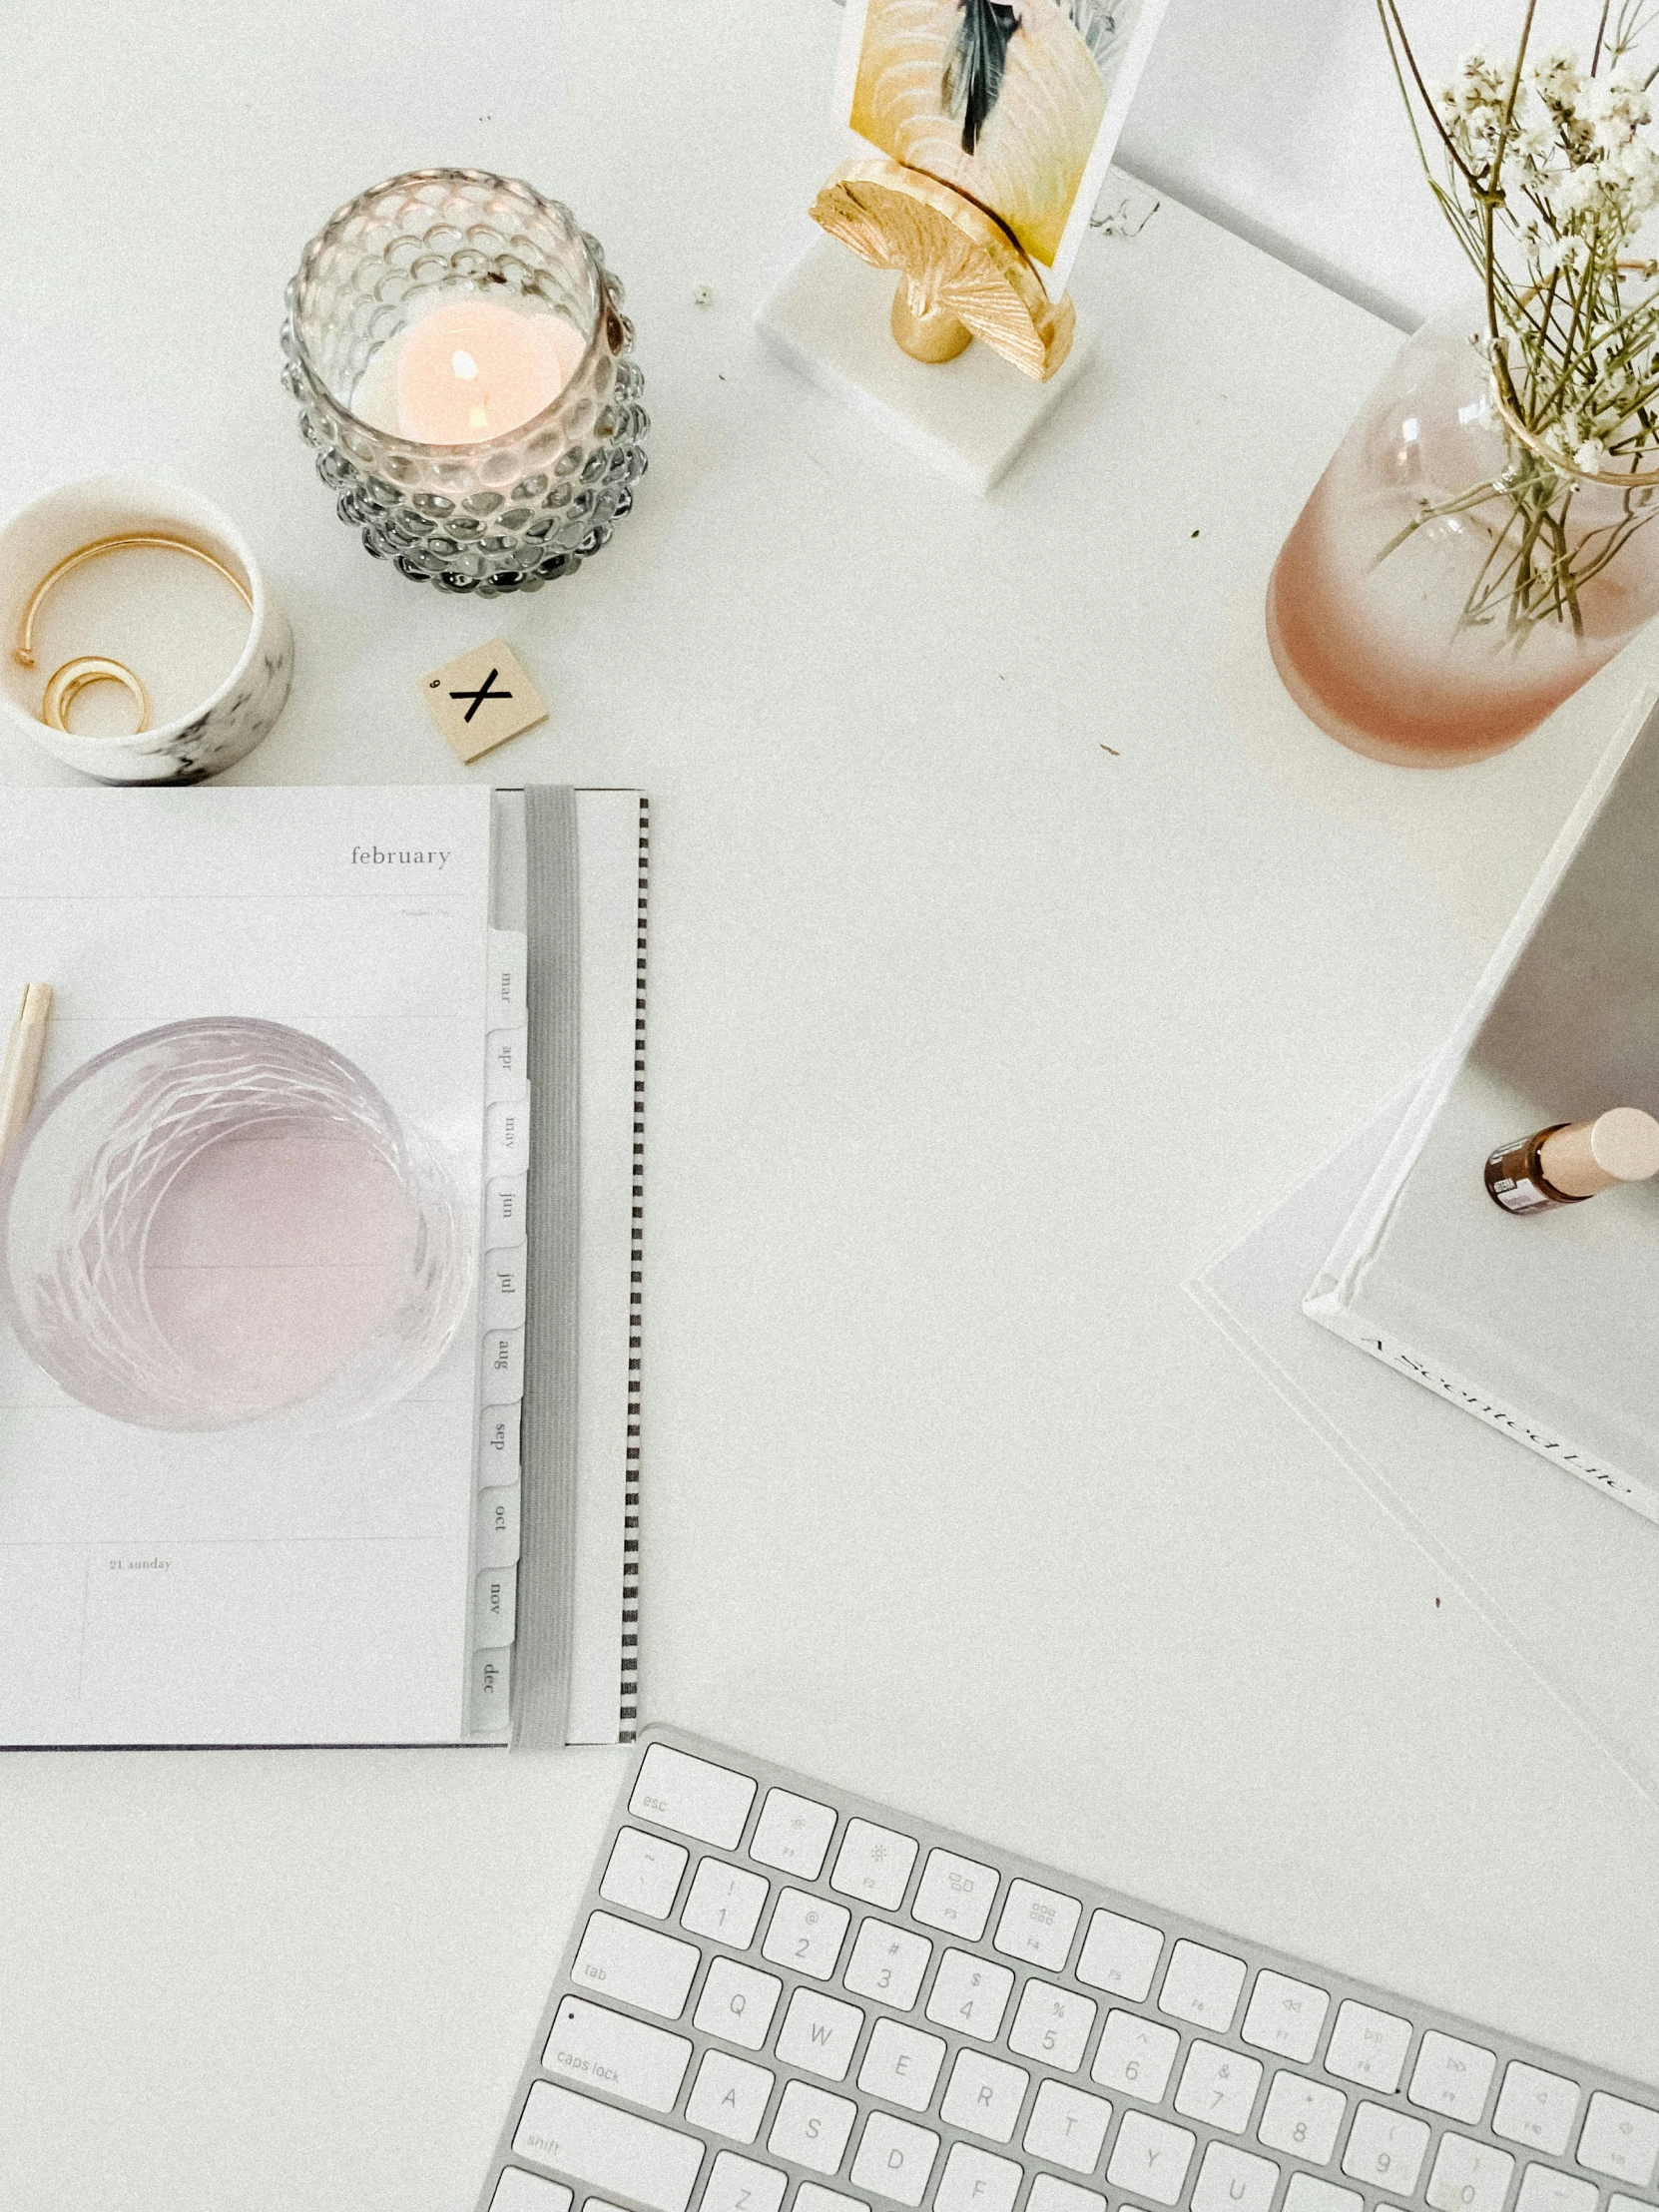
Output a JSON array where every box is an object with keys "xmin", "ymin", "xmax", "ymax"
[{"xmin": 421, "ymin": 637, "xmax": 547, "ymax": 763}]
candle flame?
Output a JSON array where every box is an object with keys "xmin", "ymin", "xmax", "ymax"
[{"xmin": 452, "ymin": 349, "xmax": 480, "ymax": 381}]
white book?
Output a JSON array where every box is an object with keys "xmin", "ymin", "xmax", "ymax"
[
  {"xmin": 1297, "ymin": 685, "xmax": 1659, "ymax": 1524},
  {"xmin": 0, "ymin": 784, "xmax": 646, "ymax": 1750}
]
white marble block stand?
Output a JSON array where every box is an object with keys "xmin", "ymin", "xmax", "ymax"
[{"xmin": 755, "ymin": 229, "xmax": 1095, "ymax": 496}]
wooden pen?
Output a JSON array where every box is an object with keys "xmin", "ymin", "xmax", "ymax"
[{"xmin": 0, "ymin": 983, "xmax": 52, "ymax": 1163}]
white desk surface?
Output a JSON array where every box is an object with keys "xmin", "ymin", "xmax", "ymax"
[{"xmin": 3, "ymin": 4, "xmax": 1657, "ymax": 2206}]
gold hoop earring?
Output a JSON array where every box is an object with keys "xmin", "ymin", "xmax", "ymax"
[{"xmin": 13, "ymin": 533, "xmax": 253, "ymax": 735}]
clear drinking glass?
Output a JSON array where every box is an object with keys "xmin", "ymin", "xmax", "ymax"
[
  {"xmin": 280, "ymin": 168, "xmax": 649, "ymax": 595},
  {"xmin": 0, "ymin": 1018, "xmax": 471, "ymax": 1432},
  {"xmin": 1267, "ymin": 307, "xmax": 1659, "ymax": 767}
]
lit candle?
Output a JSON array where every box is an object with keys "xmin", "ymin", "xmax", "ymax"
[{"xmin": 353, "ymin": 298, "xmax": 587, "ymax": 444}]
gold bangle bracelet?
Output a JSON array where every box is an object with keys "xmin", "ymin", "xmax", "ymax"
[{"xmin": 12, "ymin": 532, "xmax": 253, "ymax": 735}]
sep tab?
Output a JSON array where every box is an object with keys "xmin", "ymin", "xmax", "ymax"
[{"xmin": 479, "ymin": 1401, "xmax": 521, "ymax": 1482}]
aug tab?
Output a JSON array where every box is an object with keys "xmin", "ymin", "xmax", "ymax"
[{"xmin": 480, "ymin": 1327, "xmax": 524, "ymax": 1404}]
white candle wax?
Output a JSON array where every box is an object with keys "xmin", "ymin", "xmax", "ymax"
[{"xmin": 352, "ymin": 295, "xmax": 587, "ymax": 444}]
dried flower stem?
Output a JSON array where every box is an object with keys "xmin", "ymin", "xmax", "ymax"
[{"xmin": 1378, "ymin": 3, "xmax": 1659, "ymax": 638}]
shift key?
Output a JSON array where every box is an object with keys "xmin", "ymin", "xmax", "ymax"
[
  {"xmin": 514, "ymin": 2081, "xmax": 706, "ymax": 2212},
  {"xmin": 571, "ymin": 1912, "xmax": 701, "ymax": 2019},
  {"xmin": 543, "ymin": 1997, "xmax": 692, "ymax": 2112}
]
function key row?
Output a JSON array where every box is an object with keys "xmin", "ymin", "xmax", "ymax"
[{"xmin": 622, "ymin": 1748, "xmax": 1659, "ymax": 2192}]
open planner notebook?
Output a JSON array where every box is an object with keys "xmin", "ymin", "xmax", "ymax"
[{"xmin": 0, "ymin": 784, "xmax": 646, "ymax": 1750}]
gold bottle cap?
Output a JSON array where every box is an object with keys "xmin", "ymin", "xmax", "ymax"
[{"xmin": 1539, "ymin": 1108, "xmax": 1659, "ymax": 1198}]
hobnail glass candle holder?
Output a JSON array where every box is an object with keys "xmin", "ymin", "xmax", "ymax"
[{"xmin": 280, "ymin": 169, "xmax": 649, "ymax": 595}]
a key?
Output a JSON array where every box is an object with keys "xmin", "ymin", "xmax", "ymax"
[
  {"xmin": 1241, "ymin": 1971, "xmax": 1331, "ymax": 2064},
  {"xmin": 1257, "ymin": 2071, "xmax": 1346, "ymax": 2164},
  {"xmin": 933, "ymin": 2142, "xmax": 1022, "ymax": 2212},
  {"xmin": 1425, "ymin": 2131, "xmax": 1515, "ymax": 2212},
  {"xmin": 1515, "ymin": 2165, "xmax": 1598, "ymax": 2212},
  {"xmin": 1159, "ymin": 1940, "xmax": 1247, "ymax": 2032},
  {"xmin": 925, "ymin": 1948, "xmax": 1014, "ymax": 2040},
  {"xmin": 1107, "ymin": 2111, "xmax": 1197, "ymax": 2205},
  {"xmin": 700, "ymin": 2151, "xmax": 788, "ymax": 2212},
  {"xmin": 1342, "ymin": 2101, "xmax": 1430, "ymax": 2193},
  {"xmin": 541, "ymin": 1998, "xmax": 692, "ymax": 2113},
  {"xmin": 830, "ymin": 1820, "xmax": 918, "ymax": 1911},
  {"xmin": 749, "ymin": 1790, "xmax": 837, "ymax": 1882},
  {"xmin": 843, "ymin": 1919, "xmax": 931, "ymax": 2009},
  {"xmin": 601, "ymin": 1830, "xmax": 689, "ymax": 1920},
  {"xmin": 512, "ymin": 2083, "xmax": 706, "ymax": 2212},
  {"xmin": 776, "ymin": 1989, "xmax": 865, "ymax": 2083},
  {"xmin": 912, "ymin": 1850, "xmax": 1000, "ymax": 1942},
  {"xmin": 1027, "ymin": 2180, "xmax": 1104, "ymax": 2212},
  {"xmin": 1283, "ymin": 2179, "xmax": 1362, "ymax": 2212},
  {"xmin": 631, "ymin": 1745, "xmax": 757, "ymax": 1850},
  {"xmin": 682, "ymin": 1860, "xmax": 769, "ymax": 1949},
  {"xmin": 1174, "ymin": 2040, "xmax": 1262, "ymax": 2133},
  {"xmin": 992, "ymin": 1880, "xmax": 1082, "ymax": 1972},
  {"xmin": 1022, "ymin": 2081, "xmax": 1113, "ymax": 2173},
  {"xmin": 1091, "ymin": 2008, "xmax": 1180, "ymax": 2102},
  {"xmin": 1076, "ymin": 1911, "xmax": 1164, "ymax": 2001},
  {"xmin": 858, "ymin": 2020, "xmax": 947, "ymax": 2114},
  {"xmin": 1324, "ymin": 2001, "xmax": 1412, "ymax": 2093},
  {"xmin": 940, "ymin": 2051, "xmax": 1030, "ymax": 2145},
  {"xmin": 685, "ymin": 2050, "xmax": 775, "ymax": 2145},
  {"xmin": 797, "ymin": 2188, "xmax": 868, "ymax": 2212},
  {"xmin": 491, "ymin": 2172, "xmax": 572, "ymax": 2212},
  {"xmin": 1494, "ymin": 2065, "xmax": 1581, "ymax": 2156},
  {"xmin": 694, "ymin": 1958, "xmax": 783, "ymax": 2052},
  {"xmin": 571, "ymin": 1913, "xmax": 700, "ymax": 2020},
  {"xmin": 1579, "ymin": 2093, "xmax": 1659, "ymax": 2188},
  {"xmin": 857, "ymin": 2025, "xmax": 946, "ymax": 2105},
  {"xmin": 1007, "ymin": 1979, "xmax": 1096, "ymax": 2072},
  {"xmin": 1410, "ymin": 2031, "xmax": 1498, "ymax": 2125},
  {"xmin": 767, "ymin": 2081, "xmax": 857, "ymax": 2175},
  {"xmin": 1192, "ymin": 2143, "xmax": 1280, "ymax": 2212},
  {"xmin": 850, "ymin": 2112, "xmax": 940, "ymax": 2207},
  {"xmin": 761, "ymin": 1889, "xmax": 850, "ymax": 1979}
]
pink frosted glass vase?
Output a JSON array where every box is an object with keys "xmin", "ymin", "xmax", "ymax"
[{"xmin": 1267, "ymin": 308, "xmax": 1659, "ymax": 767}]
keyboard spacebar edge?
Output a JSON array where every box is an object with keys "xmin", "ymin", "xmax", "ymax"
[{"xmin": 513, "ymin": 2081, "xmax": 706, "ymax": 2212}]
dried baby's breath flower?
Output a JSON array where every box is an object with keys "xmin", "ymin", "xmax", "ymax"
[{"xmin": 1379, "ymin": 0, "xmax": 1659, "ymax": 637}]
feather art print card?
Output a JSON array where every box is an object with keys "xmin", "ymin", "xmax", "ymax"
[{"xmin": 833, "ymin": 0, "xmax": 1174, "ymax": 297}]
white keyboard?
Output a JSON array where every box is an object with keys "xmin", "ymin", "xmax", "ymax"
[{"xmin": 477, "ymin": 1728, "xmax": 1659, "ymax": 2212}]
